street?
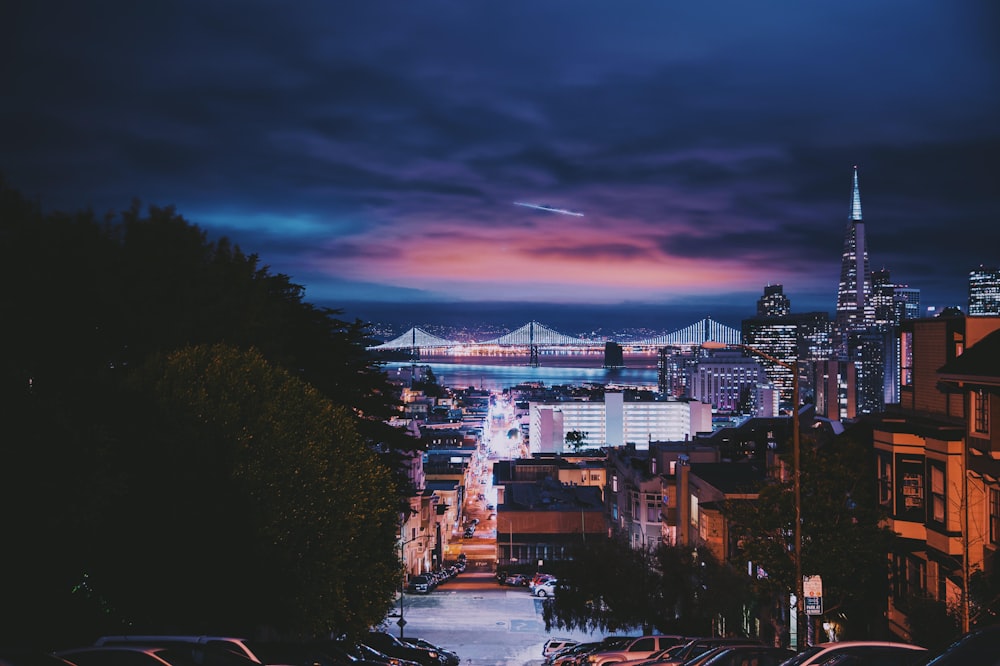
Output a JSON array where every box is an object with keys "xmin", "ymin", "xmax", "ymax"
[
  {"xmin": 390, "ymin": 396, "xmax": 604, "ymax": 665},
  {"xmin": 387, "ymin": 570, "xmax": 604, "ymax": 666}
]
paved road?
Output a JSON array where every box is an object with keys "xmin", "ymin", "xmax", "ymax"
[{"xmin": 384, "ymin": 571, "xmax": 604, "ymax": 666}]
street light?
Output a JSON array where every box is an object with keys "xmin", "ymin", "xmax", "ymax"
[
  {"xmin": 397, "ymin": 533, "xmax": 433, "ymax": 638},
  {"xmin": 702, "ymin": 340, "xmax": 802, "ymax": 647}
]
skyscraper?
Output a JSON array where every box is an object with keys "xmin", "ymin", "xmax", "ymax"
[
  {"xmin": 893, "ymin": 286, "xmax": 921, "ymax": 323},
  {"xmin": 758, "ymin": 284, "xmax": 791, "ymax": 317},
  {"xmin": 969, "ymin": 266, "xmax": 1000, "ymax": 316},
  {"xmin": 835, "ymin": 166, "xmax": 874, "ymax": 353},
  {"xmin": 872, "ymin": 269, "xmax": 895, "ymax": 326}
]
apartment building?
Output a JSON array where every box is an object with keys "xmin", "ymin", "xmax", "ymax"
[{"xmin": 872, "ymin": 313, "xmax": 1000, "ymax": 640}]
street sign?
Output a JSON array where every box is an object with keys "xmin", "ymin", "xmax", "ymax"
[
  {"xmin": 804, "ymin": 575, "xmax": 823, "ymax": 616},
  {"xmin": 804, "ymin": 596, "xmax": 823, "ymax": 615}
]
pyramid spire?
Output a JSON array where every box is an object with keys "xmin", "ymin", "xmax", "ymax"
[{"xmin": 850, "ymin": 165, "xmax": 863, "ymax": 221}]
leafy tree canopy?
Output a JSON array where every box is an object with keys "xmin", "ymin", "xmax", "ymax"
[
  {"xmin": 723, "ymin": 425, "xmax": 895, "ymax": 641},
  {"xmin": 0, "ymin": 183, "xmax": 407, "ymax": 645},
  {"xmin": 542, "ymin": 537, "xmax": 753, "ymax": 638}
]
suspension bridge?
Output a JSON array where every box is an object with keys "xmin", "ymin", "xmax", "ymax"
[{"xmin": 368, "ymin": 317, "xmax": 741, "ymax": 365}]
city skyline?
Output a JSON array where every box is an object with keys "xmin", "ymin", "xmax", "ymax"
[{"xmin": 4, "ymin": 2, "xmax": 998, "ymax": 328}]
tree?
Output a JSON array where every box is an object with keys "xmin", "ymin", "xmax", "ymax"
[
  {"xmin": 723, "ymin": 426, "xmax": 895, "ymax": 643},
  {"xmin": 103, "ymin": 344, "xmax": 401, "ymax": 637},
  {"xmin": 541, "ymin": 537, "xmax": 753, "ymax": 637},
  {"xmin": 542, "ymin": 536, "xmax": 658, "ymax": 634},
  {"xmin": 0, "ymin": 185, "xmax": 409, "ymax": 644},
  {"xmin": 565, "ymin": 430, "xmax": 588, "ymax": 452}
]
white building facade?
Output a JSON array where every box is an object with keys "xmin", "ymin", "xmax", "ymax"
[{"xmin": 528, "ymin": 392, "xmax": 711, "ymax": 452}]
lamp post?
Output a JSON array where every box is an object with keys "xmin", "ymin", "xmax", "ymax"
[
  {"xmin": 702, "ymin": 341, "xmax": 802, "ymax": 647},
  {"xmin": 397, "ymin": 533, "xmax": 433, "ymax": 638}
]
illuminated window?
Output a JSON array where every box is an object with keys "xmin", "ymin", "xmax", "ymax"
[
  {"xmin": 900, "ymin": 331, "xmax": 913, "ymax": 387},
  {"xmin": 973, "ymin": 389, "xmax": 990, "ymax": 435}
]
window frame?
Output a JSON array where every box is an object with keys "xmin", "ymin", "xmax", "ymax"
[{"xmin": 972, "ymin": 388, "xmax": 990, "ymax": 436}]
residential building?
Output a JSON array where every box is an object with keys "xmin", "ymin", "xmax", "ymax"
[
  {"xmin": 674, "ymin": 460, "xmax": 767, "ymax": 563},
  {"xmin": 872, "ymin": 313, "xmax": 1000, "ymax": 641},
  {"xmin": 603, "ymin": 442, "xmax": 720, "ymax": 548}
]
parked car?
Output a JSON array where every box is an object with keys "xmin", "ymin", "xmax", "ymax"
[
  {"xmin": 546, "ymin": 642, "xmax": 607, "ymax": 666},
  {"xmin": 917, "ymin": 624, "xmax": 1000, "ymax": 665},
  {"xmin": 360, "ymin": 632, "xmax": 445, "ymax": 666},
  {"xmin": 55, "ymin": 647, "xmax": 198, "ymax": 666},
  {"xmin": 648, "ymin": 637, "xmax": 764, "ymax": 666},
  {"xmin": 583, "ymin": 635, "xmax": 687, "ymax": 666},
  {"xmin": 681, "ymin": 644, "xmax": 775, "ymax": 666},
  {"xmin": 776, "ymin": 641, "xmax": 926, "ymax": 666},
  {"xmin": 398, "ymin": 639, "xmax": 458, "ymax": 666},
  {"xmin": 0, "ymin": 650, "xmax": 79, "ymax": 666},
  {"xmin": 315, "ymin": 638, "xmax": 421, "ymax": 666},
  {"xmin": 698, "ymin": 646, "xmax": 795, "ymax": 666},
  {"xmin": 543, "ymin": 640, "xmax": 579, "ymax": 659},
  {"xmin": 531, "ymin": 579, "xmax": 557, "ymax": 597},
  {"xmin": 88, "ymin": 637, "xmax": 264, "ymax": 665},
  {"xmin": 407, "ymin": 574, "xmax": 433, "ymax": 594},
  {"xmin": 503, "ymin": 573, "xmax": 529, "ymax": 586},
  {"xmin": 93, "ymin": 638, "xmax": 258, "ymax": 666},
  {"xmin": 532, "ymin": 573, "xmax": 556, "ymax": 586}
]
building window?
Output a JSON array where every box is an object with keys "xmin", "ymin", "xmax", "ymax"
[
  {"xmin": 973, "ymin": 389, "xmax": 990, "ymax": 435},
  {"xmin": 930, "ymin": 463, "xmax": 945, "ymax": 525},
  {"xmin": 893, "ymin": 553, "xmax": 927, "ymax": 603},
  {"xmin": 877, "ymin": 452, "xmax": 893, "ymax": 507},
  {"xmin": 991, "ymin": 489, "xmax": 1000, "ymax": 546},
  {"xmin": 900, "ymin": 331, "xmax": 913, "ymax": 387},
  {"xmin": 612, "ymin": 475, "xmax": 618, "ymax": 493}
]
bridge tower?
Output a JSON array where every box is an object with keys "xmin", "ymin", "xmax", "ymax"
[
  {"xmin": 528, "ymin": 321, "xmax": 540, "ymax": 367},
  {"xmin": 408, "ymin": 328, "xmax": 420, "ymax": 387}
]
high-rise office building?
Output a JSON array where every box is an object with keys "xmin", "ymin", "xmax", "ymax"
[
  {"xmin": 687, "ymin": 349, "xmax": 771, "ymax": 416},
  {"xmin": 969, "ymin": 266, "xmax": 1000, "ymax": 316},
  {"xmin": 849, "ymin": 326, "xmax": 891, "ymax": 414},
  {"xmin": 893, "ymin": 286, "xmax": 921, "ymax": 323},
  {"xmin": 835, "ymin": 166, "xmax": 874, "ymax": 353},
  {"xmin": 872, "ymin": 269, "xmax": 895, "ymax": 326},
  {"xmin": 757, "ymin": 284, "xmax": 791, "ymax": 317},
  {"xmin": 741, "ymin": 317, "xmax": 797, "ymax": 405}
]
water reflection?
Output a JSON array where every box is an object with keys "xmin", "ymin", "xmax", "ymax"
[{"xmin": 384, "ymin": 356, "xmax": 658, "ymax": 391}]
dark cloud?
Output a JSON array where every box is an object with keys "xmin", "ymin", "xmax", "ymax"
[{"xmin": 3, "ymin": 0, "xmax": 997, "ymax": 327}]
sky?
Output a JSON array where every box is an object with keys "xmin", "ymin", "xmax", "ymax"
[{"xmin": 3, "ymin": 1, "xmax": 999, "ymax": 333}]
